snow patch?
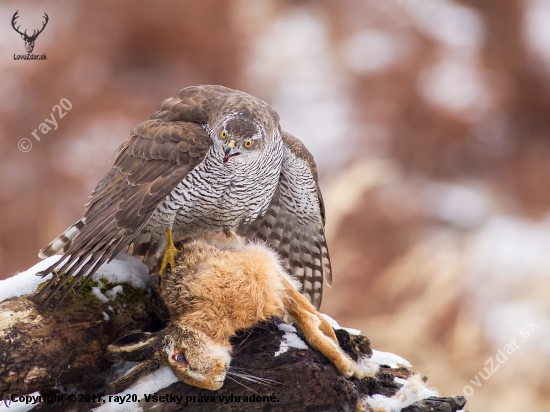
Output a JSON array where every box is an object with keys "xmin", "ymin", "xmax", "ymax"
[
  {"xmin": 362, "ymin": 374, "xmax": 439, "ymax": 412},
  {"xmin": 275, "ymin": 323, "xmax": 308, "ymax": 356},
  {"xmin": 0, "ymin": 256, "xmax": 60, "ymax": 301},
  {"xmin": 351, "ymin": 350, "xmax": 412, "ymax": 380},
  {"xmin": 371, "ymin": 349, "xmax": 412, "ymax": 369},
  {"xmin": 92, "ymin": 287, "xmax": 109, "ymax": 303},
  {"xmin": 0, "ymin": 253, "xmax": 149, "ymax": 303},
  {"xmin": 106, "ymin": 285, "xmax": 124, "ymax": 300},
  {"xmin": 320, "ymin": 313, "xmax": 361, "ymax": 335},
  {"xmin": 278, "ymin": 323, "xmax": 297, "ymax": 334},
  {"xmin": 93, "ymin": 253, "xmax": 149, "ymax": 289}
]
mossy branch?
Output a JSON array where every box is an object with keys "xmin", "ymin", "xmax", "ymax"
[{"xmin": 0, "ymin": 282, "xmax": 155, "ymax": 398}]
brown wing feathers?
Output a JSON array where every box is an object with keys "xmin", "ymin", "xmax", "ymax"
[
  {"xmin": 32, "ymin": 120, "xmax": 211, "ymax": 310},
  {"xmin": 149, "ymin": 85, "xmax": 234, "ymax": 123}
]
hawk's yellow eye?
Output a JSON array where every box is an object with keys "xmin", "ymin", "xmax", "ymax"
[
  {"xmin": 221, "ymin": 131, "xmax": 227, "ymax": 139},
  {"xmin": 244, "ymin": 140, "xmax": 252, "ymax": 148}
]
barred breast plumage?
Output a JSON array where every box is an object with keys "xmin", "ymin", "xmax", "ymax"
[
  {"xmin": 33, "ymin": 85, "xmax": 331, "ymax": 311},
  {"xmin": 172, "ymin": 138, "xmax": 283, "ymax": 230},
  {"xmin": 145, "ymin": 137, "xmax": 283, "ymax": 261}
]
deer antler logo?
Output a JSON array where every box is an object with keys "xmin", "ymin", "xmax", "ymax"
[{"xmin": 11, "ymin": 11, "xmax": 49, "ymax": 54}]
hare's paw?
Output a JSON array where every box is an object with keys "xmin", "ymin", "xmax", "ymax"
[{"xmin": 332, "ymin": 352, "xmax": 354, "ymax": 377}]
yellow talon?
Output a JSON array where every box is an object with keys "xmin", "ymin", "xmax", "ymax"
[{"xmin": 159, "ymin": 228, "xmax": 179, "ymax": 275}]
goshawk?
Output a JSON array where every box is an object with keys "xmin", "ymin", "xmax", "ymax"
[{"xmin": 33, "ymin": 85, "xmax": 331, "ymax": 310}]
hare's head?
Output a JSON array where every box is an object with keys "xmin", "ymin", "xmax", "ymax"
[
  {"xmin": 106, "ymin": 325, "xmax": 231, "ymax": 393},
  {"xmin": 162, "ymin": 324, "xmax": 231, "ymax": 390}
]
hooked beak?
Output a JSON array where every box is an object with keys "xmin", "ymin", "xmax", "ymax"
[{"xmin": 223, "ymin": 140, "xmax": 239, "ymax": 164}]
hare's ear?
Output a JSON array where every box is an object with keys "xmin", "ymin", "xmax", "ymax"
[
  {"xmin": 108, "ymin": 358, "xmax": 162, "ymax": 394},
  {"xmin": 106, "ymin": 332, "xmax": 159, "ymax": 362}
]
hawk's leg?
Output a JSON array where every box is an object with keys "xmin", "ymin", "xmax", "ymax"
[
  {"xmin": 159, "ymin": 228, "xmax": 179, "ymax": 274},
  {"xmin": 223, "ymin": 227, "xmax": 246, "ymax": 249}
]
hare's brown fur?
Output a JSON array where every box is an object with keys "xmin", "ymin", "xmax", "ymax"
[
  {"xmin": 107, "ymin": 235, "xmax": 354, "ymax": 392},
  {"xmin": 162, "ymin": 239, "xmax": 292, "ymax": 345}
]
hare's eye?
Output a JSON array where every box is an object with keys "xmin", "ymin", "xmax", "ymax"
[{"xmin": 173, "ymin": 353, "xmax": 186, "ymax": 364}]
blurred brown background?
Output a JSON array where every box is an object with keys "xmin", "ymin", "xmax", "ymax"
[{"xmin": 1, "ymin": 0, "xmax": 549, "ymax": 410}]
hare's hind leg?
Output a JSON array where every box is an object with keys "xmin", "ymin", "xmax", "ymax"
[
  {"xmin": 282, "ymin": 280, "xmax": 353, "ymax": 377},
  {"xmin": 315, "ymin": 314, "xmax": 338, "ymax": 344}
]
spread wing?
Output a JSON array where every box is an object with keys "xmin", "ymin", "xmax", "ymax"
[
  {"xmin": 33, "ymin": 120, "xmax": 212, "ymax": 309},
  {"xmin": 237, "ymin": 131, "xmax": 331, "ymax": 309}
]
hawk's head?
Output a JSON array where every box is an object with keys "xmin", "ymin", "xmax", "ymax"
[{"xmin": 212, "ymin": 113, "xmax": 272, "ymax": 164}]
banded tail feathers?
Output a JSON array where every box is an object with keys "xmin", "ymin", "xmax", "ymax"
[{"xmin": 38, "ymin": 219, "xmax": 85, "ymax": 259}]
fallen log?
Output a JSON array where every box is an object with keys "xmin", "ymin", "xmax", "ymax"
[{"xmin": 0, "ymin": 256, "xmax": 467, "ymax": 411}]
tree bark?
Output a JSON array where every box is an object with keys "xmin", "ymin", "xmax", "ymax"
[{"xmin": 0, "ymin": 288, "xmax": 155, "ymax": 398}]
